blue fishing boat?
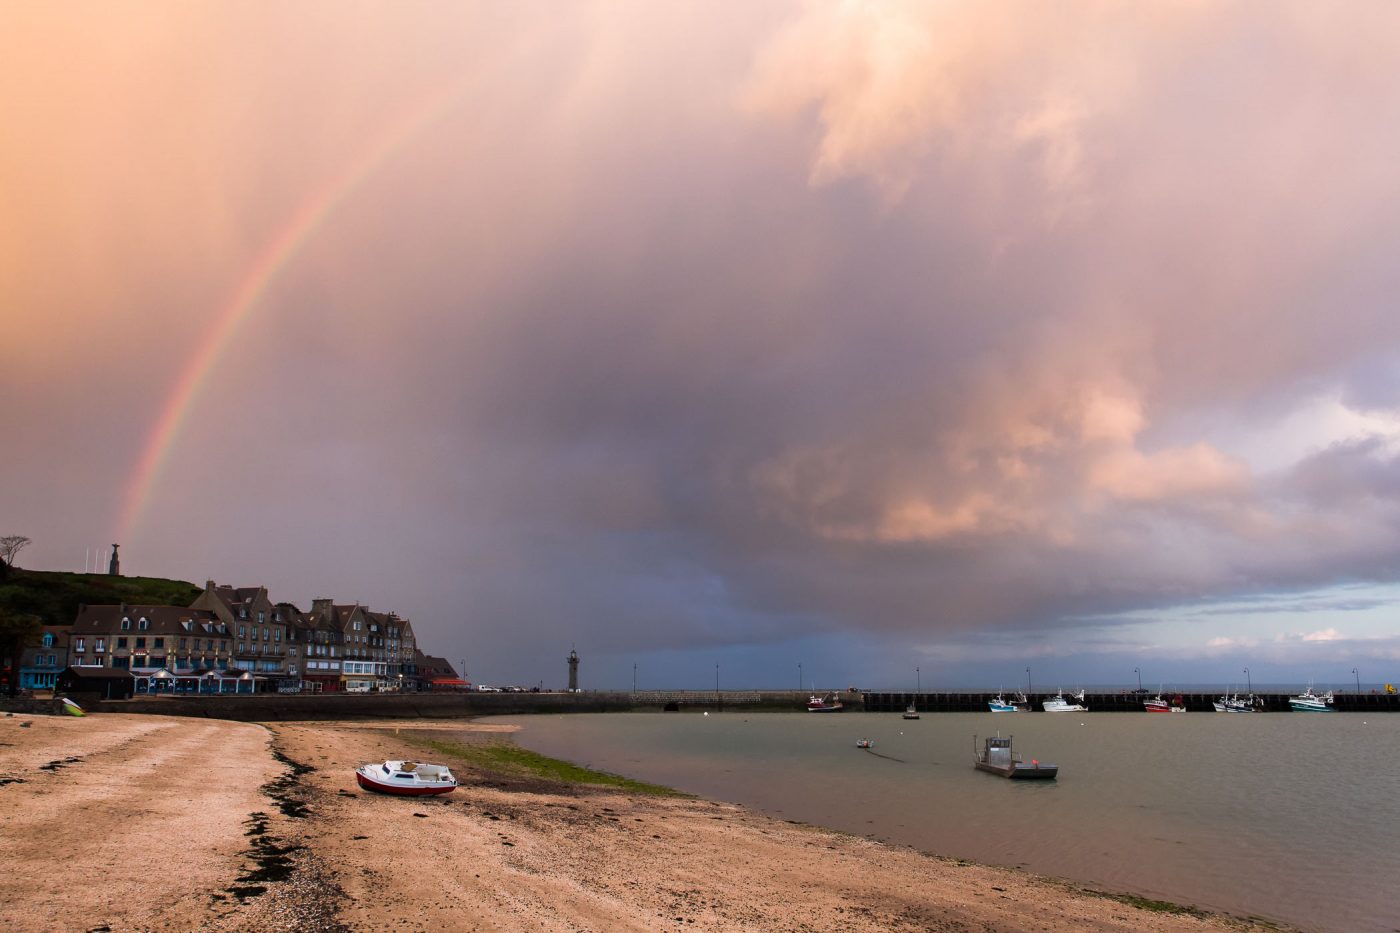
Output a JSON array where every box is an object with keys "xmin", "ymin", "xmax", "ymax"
[{"xmin": 1289, "ymin": 686, "xmax": 1334, "ymax": 712}]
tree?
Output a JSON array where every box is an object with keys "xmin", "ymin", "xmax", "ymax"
[
  {"xmin": 0, "ymin": 535, "xmax": 31, "ymax": 568},
  {"xmin": 0, "ymin": 609, "xmax": 43, "ymax": 697}
]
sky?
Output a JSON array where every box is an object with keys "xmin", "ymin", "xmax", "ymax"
[{"xmin": 4, "ymin": 2, "xmax": 1400, "ymax": 691}]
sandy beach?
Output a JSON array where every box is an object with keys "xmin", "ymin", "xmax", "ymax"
[{"xmin": 0, "ymin": 712, "xmax": 1282, "ymax": 932}]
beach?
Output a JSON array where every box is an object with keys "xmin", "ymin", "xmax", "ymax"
[{"xmin": 0, "ymin": 712, "xmax": 1280, "ymax": 932}]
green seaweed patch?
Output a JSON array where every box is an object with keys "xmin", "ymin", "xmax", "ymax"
[
  {"xmin": 404, "ymin": 737, "xmax": 687, "ymax": 797},
  {"xmin": 1071, "ymin": 885, "xmax": 1252, "ymax": 923}
]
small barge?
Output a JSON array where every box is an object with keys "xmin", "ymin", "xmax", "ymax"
[{"xmin": 973, "ymin": 735, "xmax": 1057, "ymax": 780}]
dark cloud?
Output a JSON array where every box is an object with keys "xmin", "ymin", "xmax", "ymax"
[{"xmin": 6, "ymin": 3, "xmax": 1400, "ymax": 686}]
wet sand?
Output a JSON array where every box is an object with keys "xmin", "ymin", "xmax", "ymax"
[{"xmin": 0, "ymin": 713, "xmax": 1282, "ymax": 932}]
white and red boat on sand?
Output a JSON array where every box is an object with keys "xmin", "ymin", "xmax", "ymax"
[{"xmin": 355, "ymin": 760, "xmax": 457, "ymax": 796}]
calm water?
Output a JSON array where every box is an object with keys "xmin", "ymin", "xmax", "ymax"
[{"xmin": 502, "ymin": 711, "xmax": 1400, "ymax": 933}]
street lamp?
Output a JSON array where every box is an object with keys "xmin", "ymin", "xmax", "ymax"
[
  {"xmin": 1243, "ymin": 668, "xmax": 1251, "ymax": 694},
  {"xmin": 1353, "ymin": 668, "xmax": 1360, "ymax": 693},
  {"xmin": 798, "ymin": 661, "xmax": 802, "ymax": 693},
  {"xmin": 1135, "ymin": 667, "xmax": 1142, "ymax": 692},
  {"xmin": 633, "ymin": 662, "xmax": 637, "ymax": 694},
  {"xmin": 1026, "ymin": 667, "xmax": 1031, "ymax": 696},
  {"xmin": 715, "ymin": 663, "xmax": 720, "ymax": 711},
  {"xmin": 916, "ymin": 666, "xmax": 921, "ymax": 694}
]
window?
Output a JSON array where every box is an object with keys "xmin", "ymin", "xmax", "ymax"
[
  {"xmin": 135, "ymin": 637, "xmax": 146, "ymax": 649},
  {"xmin": 238, "ymin": 625, "xmax": 246, "ymax": 638},
  {"xmin": 117, "ymin": 637, "xmax": 128, "ymax": 649},
  {"xmin": 179, "ymin": 638, "xmax": 186, "ymax": 650},
  {"xmin": 274, "ymin": 630, "xmax": 281, "ymax": 642},
  {"xmin": 262, "ymin": 627, "xmax": 269, "ymax": 641},
  {"xmin": 206, "ymin": 640, "xmax": 214, "ymax": 650},
  {"xmin": 138, "ymin": 618, "xmax": 149, "ymax": 630},
  {"xmin": 258, "ymin": 611, "xmax": 265, "ymax": 624},
  {"xmin": 239, "ymin": 608, "xmax": 247, "ymax": 619},
  {"xmin": 238, "ymin": 643, "xmax": 245, "ymax": 654},
  {"xmin": 95, "ymin": 638, "xmax": 105, "ymax": 652},
  {"xmin": 42, "ymin": 632, "xmax": 54, "ymax": 647},
  {"xmin": 154, "ymin": 637, "xmax": 164, "ymax": 648},
  {"xmin": 75, "ymin": 637, "xmax": 85, "ymax": 652},
  {"xmin": 121, "ymin": 618, "xmax": 131, "ymax": 630}
]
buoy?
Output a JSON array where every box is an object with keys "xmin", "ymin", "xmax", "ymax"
[{"xmin": 703, "ymin": 711, "xmax": 709, "ymax": 716}]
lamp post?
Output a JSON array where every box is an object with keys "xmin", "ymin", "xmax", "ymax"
[
  {"xmin": 1243, "ymin": 668, "xmax": 1251, "ymax": 694},
  {"xmin": 916, "ymin": 666, "xmax": 921, "ymax": 693},
  {"xmin": 1135, "ymin": 667, "xmax": 1142, "ymax": 692},
  {"xmin": 1026, "ymin": 667, "xmax": 1031, "ymax": 697},
  {"xmin": 1353, "ymin": 668, "xmax": 1360, "ymax": 693},
  {"xmin": 798, "ymin": 661, "xmax": 802, "ymax": 694},
  {"xmin": 715, "ymin": 663, "xmax": 720, "ymax": 711},
  {"xmin": 632, "ymin": 662, "xmax": 637, "ymax": 694}
]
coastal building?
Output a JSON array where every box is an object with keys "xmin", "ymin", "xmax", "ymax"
[
  {"xmin": 190, "ymin": 582, "xmax": 291, "ymax": 682},
  {"xmin": 18, "ymin": 626, "xmax": 70, "ymax": 690},
  {"xmin": 288, "ymin": 602, "xmax": 343, "ymax": 693},
  {"xmin": 415, "ymin": 652, "xmax": 469, "ymax": 691},
  {"xmin": 68, "ymin": 604, "xmax": 227, "ymax": 672},
  {"xmin": 41, "ymin": 575, "xmax": 438, "ymax": 696},
  {"xmin": 568, "ymin": 648, "xmax": 579, "ymax": 692}
]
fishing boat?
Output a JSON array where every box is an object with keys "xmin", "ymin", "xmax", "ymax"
[
  {"xmin": 1144, "ymin": 692, "xmax": 1186, "ymax": 713},
  {"xmin": 807, "ymin": 692, "xmax": 844, "ymax": 712},
  {"xmin": 354, "ymin": 760, "xmax": 457, "ymax": 796},
  {"xmin": 59, "ymin": 697, "xmax": 84, "ymax": 717},
  {"xmin": 1289, "ymin": 686, "xmax": 1335, "ymax": 712},
  {"xmin": 988, "ymin": 692, "xmax": 1021, "ymax": 712},
  {"xmin": 902, "ymin": 703, "xmax": 920, "ymax": 720},
  {"xmin": 856, "ymin": 738, "xmax": 874, "ymax": 748},
  {"xmin": 973, "ymin": 734, "xmax": 1057, "ymax": 780},
  {"xmin": 1042, "ymin": 689, "xmax": 1088, "ymax": 713},
  {"xmin": 1212, "ymin": 693, "xmax": 1260, "ymax": 713}
]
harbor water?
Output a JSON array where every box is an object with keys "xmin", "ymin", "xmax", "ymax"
[{"xmin": 502, "ymin": 711, "xmax": 1400, "ymax": 933}]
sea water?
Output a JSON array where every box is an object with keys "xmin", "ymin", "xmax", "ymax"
[{"xmin": 500, "ymin": 711, "xmax": 1400, "ymax": 933}]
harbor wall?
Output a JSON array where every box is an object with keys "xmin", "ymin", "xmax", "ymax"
[{"xmin": 861, "ymin": 691, "xmax": 1400, "ymax": 712}]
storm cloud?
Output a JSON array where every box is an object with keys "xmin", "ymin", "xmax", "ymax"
[{"xmin": 5, "ymin": 2, "xmax": 1400, "ymax": 686}]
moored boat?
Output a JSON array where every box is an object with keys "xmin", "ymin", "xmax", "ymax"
[
  {"xmin": 856, "ymin": 738, "xmax": 874, "ymax": 748},
  {"xmin": 1042, "ymin": 689, "xmax": 1088, "ymax": 713},
  {"xmin": 354, "ymin": 760, "xmax": 457, "ymax": 796},
  {"xmin": 1289, "ymin": 687, "xmax": 1334, "ymax": 712},
  {"xmin": 807, "ymin": 692, "xmax": 844, "ymax": 712},
  {"xmin": 1212, "ymin": 693, "xmax": 1260, "ymax": 713},
  {"xmin": 973, "ymin": 734, "xmax": 1057, "ymax": 780},
  {"xmin": 1144, "ymin": 692, "xmax": 1186, "ymax": 713},
  {"xmin": 902, "ymin": 703, "xmax": 920, "ymax": 720},
  {"xmin": 988, "ymin": 692, "xmax": 1021, "ymax": 712},
  {"xmin": 59, "ymin": 697, "xmax": 84, "ymax": 717}
]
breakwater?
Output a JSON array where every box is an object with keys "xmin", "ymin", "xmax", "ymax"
[
  {"xmin": 47, "ymin": 688, "xmax": 1400, "ymax": 720},
  {"xmin": 861, "ymin": 691, "xmax": 1400, "ymax": 712}
]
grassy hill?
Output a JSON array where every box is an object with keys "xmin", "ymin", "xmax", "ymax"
[{"xmin": 0, "ymin": 569, "xmax": 201, "ymax": 628}]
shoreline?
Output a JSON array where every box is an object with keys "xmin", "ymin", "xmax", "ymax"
[{"xmin": 0, "ymin": 712, "xmax": 1288, "ymax": 931}]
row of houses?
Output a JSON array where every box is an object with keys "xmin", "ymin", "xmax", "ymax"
[{"xmin": 17, "ymin": 579, "xmax": 466, "ymax": 694}]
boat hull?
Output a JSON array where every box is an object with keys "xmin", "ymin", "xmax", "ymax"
[
  {"xmin": 355, "ymin": 768, "xmax": 456, "ymax": 796},
  {"xmin": 974, "ymin": 760, "xmax": 1058, "ymax": 780}
]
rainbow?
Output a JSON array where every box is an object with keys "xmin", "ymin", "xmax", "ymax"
[{"xmin": 117, "ymin": 78, "xmax": 473, "ymax": 543}]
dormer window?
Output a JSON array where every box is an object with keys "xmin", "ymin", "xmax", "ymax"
[
  {"xmin": 42, "ymin": 632, "xmax": 54, "ymax": 647},
  {"xmin": 121, "ymin": 618, "xmax": 131, "ymax": 630},
  {"xmin": 258, "ymin": 611, "xmax": 265, "ymax": 624},
  {"xmin": 138, "ymin": 618, "xmax": 149, "ymax": 630},
  {"xmin": 181, "ymin": 620, "xmax": 192, "ymax": 631},
  {"xmin": 239, "ymin": 608, "xmax": 247, "ymax": 619}
]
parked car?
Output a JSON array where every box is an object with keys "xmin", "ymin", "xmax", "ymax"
[
  {"xmin": 476, "ymin": 684, "xmax": 501, "ymax": 692},
  {"xmin": 505, "ymin": 685, "xmax": 525, "ymax": 692}
]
